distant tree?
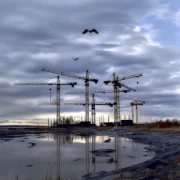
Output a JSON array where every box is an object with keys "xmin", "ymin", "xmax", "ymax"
[
  {"xmin": 63, "ymin": 116, "xmax": 66, "ymax": 124},
  {"xmin": 65, "ymin": 119, "xmax": 71, "ymax": 124},
  {"xmin": 69, "ymin": 116, "xmax": 74, "ymax": 124}
]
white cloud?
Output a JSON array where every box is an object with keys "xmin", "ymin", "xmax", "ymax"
[
  {"xmin": 155, "ymin": 4, "xmax": 171, "ymax": 20},
  {"xmin": 131, "ymin": 46, "xmax": 145, "ymax": 55},
  {"xmin": 31, "ymin": 52, "xmax": 60, "ymax": 60},
  {"xmin": 154, "ymin": 3, "xmax": 180, "ymax": 27},
  {"xmin": 145, "ymin": 34, "xmax": 161, "ymax": 47},
  {"xmin": 134, "ymin": 26, "xmax": 141, "ymax": 32},
  {"xmin": 170, "ymin": 72, "xmax": 180, "ymax": 79},
  {"xmin": 173, "ymin": 10, "xmax": 180, "ymax": 27}
]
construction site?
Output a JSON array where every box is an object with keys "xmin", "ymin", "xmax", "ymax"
[{"xmin": 14, "ymin": 69, "xmax": 145, "ymax": 128}]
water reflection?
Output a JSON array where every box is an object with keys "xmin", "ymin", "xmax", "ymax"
[
  {"xmin": 85, "ymin": 137, "xmax": 90, "ymax": 175},
  {"xmin": 53, "ymin": 134, "xmax": 154, "ymax": 179},
  {"xmin": 92, "ymin": 136, "xmax": 96, "ymax": 173},
  {"xmin": 0, "ymin": 134, "xmax": 154, "ymax": 180},
  {"xmin": 56, "ymin": 134, "xmax": 60, "ymax": 180},
  {"xmin": 114, "ymin": 136, "xmax": 119, "ymax": 170}
]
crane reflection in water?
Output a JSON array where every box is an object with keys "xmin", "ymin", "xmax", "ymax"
[{"xmin": 53, "ymin": 134, "xmax": 121, "ymax": 179}]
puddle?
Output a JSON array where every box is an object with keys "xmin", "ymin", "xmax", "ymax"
[{"xmin": 0, "ymin": 133, "xmax": 154, "ymax": 179}]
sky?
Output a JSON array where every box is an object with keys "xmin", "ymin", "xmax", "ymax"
[{"xmin": 1, "ymin": 0, "xmax": 180, "ymax": 125}]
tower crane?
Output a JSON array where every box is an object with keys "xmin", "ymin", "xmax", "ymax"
[
  {"xmin": 42, "ymin": 68, "xmax": 98, "ymax": 122},
  {"xmin": 104, "ymin": 73, "xmax": 142, "ymax": 123},
  {"xmin": 39, "ymin": 100, "xmax": 115, "ymax": 125},
  {"xmin": 63, "ymin": 96, "xmax": 115, "ymax": 125},
  {"xmin": 124, "ymin": 81, "xmax": 145, "ymax": 123},
  {"xmin": 63, "ymin": 102, "xmax": 115, "ymax": 125},
  {"xmin": 66, "ymin": 89, "xmax": 130, "ymax": 124},
  {"xmin": 14, "ymin": 76, "xmax": 77, "ymax": 125},
  {"xmin": 124, "ymin": 98, "xmax": 145, "ymax": 123}
]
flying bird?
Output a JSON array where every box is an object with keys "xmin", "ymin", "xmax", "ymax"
[
  {"xmin": 73, "ymin": 57, "xmax": 79, "ymax": 61},
  {"xmin": 82, "ymin": 29, "xmax": 99, "ymax": 35}
]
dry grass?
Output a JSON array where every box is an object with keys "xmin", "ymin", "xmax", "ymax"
[
  {"xmin": 147, "ymin": 127, "xmax": 180, "ymax": 134},
  {"xmin": 106, "ymin": 122, "xmax": 180, "ymax": 134}
]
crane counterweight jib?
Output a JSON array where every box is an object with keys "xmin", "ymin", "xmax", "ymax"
[
  {"xmin": 131, "ymin": 102, "xmax": 144, "ymax": 106},
  {"xmin": 104, "ymin": 80, "xmax": 110, "ymax": 85}
]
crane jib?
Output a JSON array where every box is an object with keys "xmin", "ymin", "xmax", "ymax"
[{"xmin": 42, "ymin": 68, "xmax": 98, "ymax": 83}]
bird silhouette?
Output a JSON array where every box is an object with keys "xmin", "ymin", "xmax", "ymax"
[
  {"xmin": 73, "ymin": 57, "xmax": 79, "ymax": 61},
  {"xmin": 82, "ymin": 29, "xmax": 99, "ymax": 35}
]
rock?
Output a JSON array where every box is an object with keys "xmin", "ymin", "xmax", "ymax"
[
  {"xmin": 28, "ymin": 142, "xmax": 36, "ymax": 148},
  {"xmin": 90, "ymin": 149, "xmax": 116, "ymax": 157},
  {"xmin": 74, "ymin": 158, "xmax": 83, "ymax": 161},
  {"xmin": 126, "ymin": 155, "xmax": 136, "ymax": 159},
  {"xmin": 106, "ymin": 158, "xmax": 113, "ymax": 163}
]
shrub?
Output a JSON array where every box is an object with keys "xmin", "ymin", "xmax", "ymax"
[{"xmin": 147, "ymin": 119, "xmax": 180, "ymax": 128}]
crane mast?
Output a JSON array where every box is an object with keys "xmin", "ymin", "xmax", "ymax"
[
  {"xmin": 14, "ymin": 76, "xmax": 77, "ymax": 125},
  {"xmin": 85, "ymin": 70, "xmax": 90, "ymax": 123},
  {"xmin": 92, "ymin": 94, "xmax": 95, "ymax": 125},
  {"xmin": 116, "ymin": 78, "xmax": 120, "ymax": 121},
  {"xmin": 57, "ymin": 76, "xmax": 60, "ymax": 125},
  {"xmin": 113, "ymin": 73, "xmax": 118, "ymax": 122},
  {"xmin": 42, "ymin": 68, "xmax": 98, "ymax": 122},
  {"xmin": 131, "ymin": 101, "xmax": 145, "ymax": 123}
]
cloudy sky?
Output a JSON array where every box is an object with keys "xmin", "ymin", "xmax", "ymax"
[{"xmin": 1, "ymin": 0, "xmax": 180, "ymax": 125}]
